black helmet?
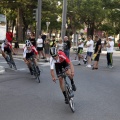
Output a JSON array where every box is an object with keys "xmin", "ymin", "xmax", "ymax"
[{"xmin": 50, "ymin": 47, "xmax": 57, "ymax": 57}]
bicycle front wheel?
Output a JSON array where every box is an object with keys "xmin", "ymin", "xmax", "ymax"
[
  {"xmin": 69, "ymin": 97, "xmax": 75, "ymax": 113},
  {"xmin": 37, "ymin": 75, "xmax": 40, "ymax": 83},
  {"xmin": 66, "ymin": 88, "xmax": 75, "ymax": 113}
]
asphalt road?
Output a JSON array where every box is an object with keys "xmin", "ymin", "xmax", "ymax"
[{"xmin": 0, "ymin": 54, "xmax": 120, "ymax": 120}]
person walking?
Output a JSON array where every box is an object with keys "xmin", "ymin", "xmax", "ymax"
[
  {"xmin": 86, "ymin": 35, "xmax": 94, "ymax": 68},
  {"xmin": 63, "ymin": 36, "xmax": 71, "ymax": 58},
  {"xmin": 92, "ymin": 35, "xmax": 102, "ymax": 70},
  {"xmin": 106, "ymin": 36, "xmax": 114, "ymax": 68}
]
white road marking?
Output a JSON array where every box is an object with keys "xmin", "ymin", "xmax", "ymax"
[{"xmin": 17, "ymin": 68, "xmax": 28, "ymax": 71}]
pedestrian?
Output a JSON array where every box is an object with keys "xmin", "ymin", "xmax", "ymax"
[
  {"xmin": 29, "ymin": 32, "xmax": 36, "ymax": 47},
  {"xmin": 6, "ymin": 28, "xmax": 13, "ymax": 43},
  {"xmin": 14, "ymin": 40, "xmax": 19, "ymax": 55},
  {"xmin": 77, "ymin": 37, "xmax": 86, "ymax": 65},
  {"xmin": 57, "ymin": 38, "xmax": 64, "ymax": 51},
  {"xmin": 86, "ymin": 35, "xmax": 94, "ymax": 68},
  {"xmin": 50, "ymin": 36, "xmax": 56, "ymax": 47},
  {"xmin": 92, "ymin": 35, "xmax": 102, "ymax": 70},
  {"xmin": 63, "ymin": 36, "xmax": 71, "ymax": 58},
  {"xmin": 44, "ymin": 39, "xmax": 50, "ymax": 62},
  {"xmin": 117, "ymin": 39, "xmax": 120, "ymax": 50},
  {"xmin": 36, "ymin": 35, "xmax": 45, "ymax": 60},
  {"xmin": 106, "ymin": 36, "xmax": 114, "ymax": 68}
]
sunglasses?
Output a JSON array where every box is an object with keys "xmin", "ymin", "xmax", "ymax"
[{"xmin": 52, "ymin": 55, "xmax": 57, "ymax": 58}]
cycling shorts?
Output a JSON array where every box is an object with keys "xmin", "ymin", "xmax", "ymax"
[
  {"xmin": 26, "ymin": 52, "xmax": 34, "ymax": 60},
  {"xmin": 4, "ymin": 47, "xmax": 11, "ymax": 53},
  {"xmin": 55, "ymin": 60, "xmax": 70, "ymax": 77}
]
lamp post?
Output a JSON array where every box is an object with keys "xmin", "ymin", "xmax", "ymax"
[
  {"xmin": 61, "ymin": 0, "xmax": 67, "ymax": 40},
  {"xmin": 36, "ymin": 0, "xmax": 42, "ymax": 38},
  {"xmin": 46, "ymin": 22, "xmax": 50, "ymax": 38}
]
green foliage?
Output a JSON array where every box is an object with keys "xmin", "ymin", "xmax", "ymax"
[{"xmin": 0, "ymin": 0, "xmax": 120, "ymax": 39}]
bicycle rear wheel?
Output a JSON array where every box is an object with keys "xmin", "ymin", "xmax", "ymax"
[{"xmin": 37, "ymin": 75, "xmax": 40, "ymax": 83}]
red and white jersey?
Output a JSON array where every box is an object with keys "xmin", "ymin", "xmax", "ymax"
[
  {"xmin": 23, "ymin": 46, "xmax": 38, "ymax": 58},
  {"xmin": 1, "ymin": 42, "xmax": 12, "ymax": 51},
  {"xmin": 50, "ymin": 50, "xmax": 70, "ymax": 69}
]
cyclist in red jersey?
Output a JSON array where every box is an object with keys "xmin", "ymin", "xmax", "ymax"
[
  {"xmin": 1, "ymin": 39, "xmax": 15, "ymax": 64},
  {"xmin": 50, "ymin": 47, "xmax": 76, "ymax": 104},
  {"xmin": 23, "ymin": 40, "xmax": 40, "ymax": 75}
]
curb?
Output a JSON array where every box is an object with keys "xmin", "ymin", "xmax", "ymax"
[{"xmin": 0, "ymin": 66, "xmax": 5, "ymax": 74}]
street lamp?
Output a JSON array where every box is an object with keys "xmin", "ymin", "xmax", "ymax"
[
  {"xmin": 46, "ymin": 22, "xmax": 50, "ymax": 38},
  {"xmin": 61, "ymin": 0, "xmax": 67, "ymax": 40}
]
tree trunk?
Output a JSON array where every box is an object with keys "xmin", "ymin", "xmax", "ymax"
[{"xmin": 17, "ymin": 8, "xmax": 24, "ymax": 42}]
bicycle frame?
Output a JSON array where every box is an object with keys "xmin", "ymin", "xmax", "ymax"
[
  {"xmin": 29, "ymin": 56, "xmax": 40, "ymax": 83},
  {"xmin": 61, "ymin": 72, "xmax": 75, "ymax": 113},
  {"xmin": 5, "ymin": 52, "xmax": 17, "ymax": 70}
]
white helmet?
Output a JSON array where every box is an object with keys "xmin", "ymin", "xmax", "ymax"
[{"xmin": 25, "ymin": 40, "xmax": 32, "ymax": 47}]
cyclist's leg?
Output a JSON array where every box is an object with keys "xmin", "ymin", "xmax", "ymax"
[
  {"xmin": 66, "ymin": 69, "xmax": 76, "ymax": 91},
  {"xmin": 34, "ymin": 57, "xmax": 40, "ymax": 74},
  {"xmin": 55, "ymin": 63, "xmax": 68, "ymax": 103},
  {"xmin": 25, "ymin": 53, "xmax": 33, "ymax": 75},
  {"xmin": 1, "ymin": 48, "xmax": 10, "ymax": 63},
  {"xmin": 1, "ymin": 51, "xmax": 8, "ymax": 61},
  {"xmin": 27, "ymin": 60, "xmax": 33, "ymax": 75},
  {"xmin": 8, "ymin": 52, "xmax": 14, "ymax": 64}
]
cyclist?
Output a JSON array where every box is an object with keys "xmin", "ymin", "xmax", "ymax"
[
  {"xmin": 50, "ymin": 47, "xmax": 76, "ymax": 104},
  {"xmin": 23, "ymin": 40, "xmax": 40, "ymax": 75},
  {"xmin": 1, "ymin": 39, "xmax": 16, "ymax": 66}
]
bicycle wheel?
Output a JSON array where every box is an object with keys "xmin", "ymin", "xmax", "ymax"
[
  {"xmin": 8, "ymin": 62, "xmax": 12, "ymax": 68},
  {"xmin": 12, "ymin": 62, "xmax": 17, "ymax": 70},
  {"xmin": 37, "ymin": 75, "xmax": 40, "ymax": 83},
  {"xmin": 35, "ymin": 67, "xmax": 40, "ymax": 83},
  {"xmin": 66, "ymin": 87, "xmax": 75, "ymax": 113}
]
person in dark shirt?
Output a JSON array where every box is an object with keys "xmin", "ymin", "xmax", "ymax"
[
  {"xmin": 92, "ymin": 35, "xmax": 101, "ymax": 70},
  {"xmin": 29, "ymin": 32, "xmax": 36, "ymax": 47},
  {"xmin": 63, "ymin": 36, "xmax": 71, "ymax": 58}
]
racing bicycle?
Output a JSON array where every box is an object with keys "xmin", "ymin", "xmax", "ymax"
[
  {"xmin": 61, "ymin": 70, "xmax": 75, "ymax": 113},
  {"xmin": 6, "ymin": 52, "xmax": 17, "ymax": 70},
  {"xmin": 29, "ymin": 56, "xmax": 40, "ymax": 83}
]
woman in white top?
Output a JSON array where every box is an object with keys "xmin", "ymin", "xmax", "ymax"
[
  {"xmin": 106, "ymin": 36, "xmax": 114, "ymax": 68},
  {"xmin": 86, "ymin": 35, "xmax": 94, "ymax": 68},
  {"xmin": 57, "ymin": 38, "xmax": 64, "ymax": 51},
  {"xmin": 36, "ymin": 35, "xmax": 45, "ymax": 59}
]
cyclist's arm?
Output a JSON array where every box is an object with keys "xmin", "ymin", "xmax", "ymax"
[
  {"xmin": 23, "ymin": 49, "xmax": 28, "ymax": 63},
  {"xmin": 8, "ymin": 42, "xmax": 15, "ymax": 54},
  {"xmin": 50, "ymin": 69, "xmax": 56, "ymax": 81},
  {"xmin": 1, "ymin": 43, "xmax": 4, "ymax": 51},
  {"xmin": 69, "ymin": 61, "xmax": 74, "ymax": 74}
]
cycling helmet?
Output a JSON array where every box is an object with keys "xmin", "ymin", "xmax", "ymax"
[
  {"xmin": 25, "ymin": 40, "xmax": 32, "ymax": 47},
  {"xmin": 50, "ymin": 47, "xmax": 57, "ymax": 57}
]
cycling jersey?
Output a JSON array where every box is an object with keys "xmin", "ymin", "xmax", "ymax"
[
  {"xmin": 23, "ymin": 46, "xmax": 38, "ymax": 58},
  {"xmin": 1, "ymin": 42, "xmax": 12, "ymax": 51},
  {"xmin": 50, "ymin": 50, "xmax": 70, "ymax": 69}
]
